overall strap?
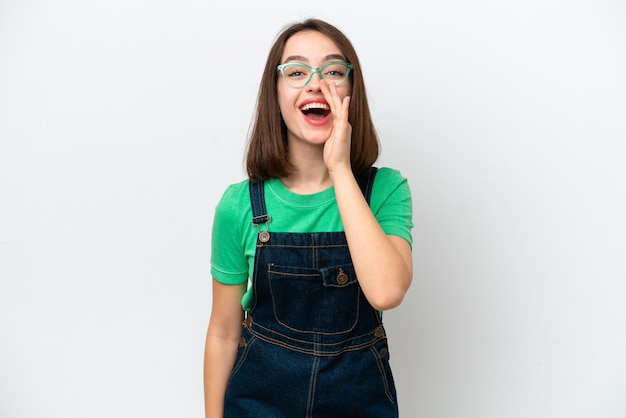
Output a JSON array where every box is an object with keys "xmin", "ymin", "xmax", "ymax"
[
  {"xmin": 249, "ymin": 166, "xmax": 379, "ymax": 224},
  {"xmin": 249, "ymin": 178, "xmax": 269, "ymax": 225},
  {"xmin": 357, "ymin": 166, "xmax": 378, "ymax": 205}
]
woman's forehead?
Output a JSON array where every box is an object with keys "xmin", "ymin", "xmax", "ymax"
[{"xmin": 281, "ymin": 31, "xmax": 343, "ymax": 63}]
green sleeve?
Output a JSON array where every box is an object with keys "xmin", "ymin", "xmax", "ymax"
[
  {"xmin": 371, "ymin": 168, "xmax": 414, "ymax": 248},
  {"xmin": 210, "ymin": 182, "xmax": 250, "ymax": 284}
]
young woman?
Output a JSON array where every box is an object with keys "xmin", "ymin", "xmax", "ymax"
[{"xmin": 204, "ymin": 18, "xmax": 414, "ymax": 418}]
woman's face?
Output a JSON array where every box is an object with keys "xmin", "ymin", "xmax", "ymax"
[{"xmin": 277, "ymin": 30, "xmax": 352, "ymax": 149}]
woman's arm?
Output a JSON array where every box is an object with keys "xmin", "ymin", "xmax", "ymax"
[
  {"xmin": 204, "ymin": 279, "xmax": 246, "ymax": 418},
  {"xmin": 332, "ymin": 171, "xmax": 413, "ymax": 310},
  {"xmin": 321, "ymin": 81, "xmax": 413, "ymax": 311}
]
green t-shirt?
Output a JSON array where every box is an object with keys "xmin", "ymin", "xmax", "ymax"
[{"xmin": 210, "ymin": 167, "xmax": 413, "ymax": 311}]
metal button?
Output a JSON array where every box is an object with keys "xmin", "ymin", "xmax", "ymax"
[
  {"xmin": 239, "ymin": 337, "xmax": 246, "ymax": 347},
  {"xmin": 378, "ymin": 347, "xmax": 388, "ymax": 358},
  {"xmin": 336, "ymin": 268, "xmax": 348, "ymax": 285},
  {"xmin": 243, "ymin": 316, "xmax": 252, "ymax": 327},
  {"xmin": 374, "ymin": 326, "xmax": 385, "ymax": 338},
  {"xmin": 258, "ymin": 231, "xmax": 270, "ymax": 242}
]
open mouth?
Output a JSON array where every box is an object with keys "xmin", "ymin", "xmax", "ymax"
[{"xmin": 300, "ymin": 102, "xmax": 330, "ymax": 120}]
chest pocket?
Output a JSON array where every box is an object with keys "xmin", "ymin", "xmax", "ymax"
[{"xmin": 267, "ymin": 263, "xmax": 360, "ymax": 334}]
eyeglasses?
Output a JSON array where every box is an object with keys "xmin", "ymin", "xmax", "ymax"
[{"xmin": 276, "ymin": 61, "xmax": 353, "ymax": 89}]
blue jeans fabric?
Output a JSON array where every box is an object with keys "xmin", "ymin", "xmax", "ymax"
[{"xmin": 224, "ymin": 168, "xmax": 399, "ymax": 418}]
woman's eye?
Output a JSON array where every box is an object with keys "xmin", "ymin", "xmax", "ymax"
[{"xmin": 286, "ymin": 65, "xmax": 309, "ymax": 78}]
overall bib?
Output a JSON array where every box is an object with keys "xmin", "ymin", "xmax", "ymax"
[{"xmin": 224, "ymin": 168, "xmax": 399, "ymax": 418}]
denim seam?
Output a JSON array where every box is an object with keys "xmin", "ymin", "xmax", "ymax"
[
  {"xmin": 306, "ymin": 355, "xmax": 320, "ymax": 418},
  {"xmin": 247, "ymin": 323, "xmax": 386, "ymax": 356},
  {"xmin": 250, "ymin": 318, "xmax": 380, "ymax": 343},
  {"xmin": 370, "ymin": 345, "xmax": 396, "ymax": 405},
  {"xmin": 268, "ymin": 264, "xmax": 359, "ymax": 287},
  {"xmin": 251, "ymin": 330, "xmax": 383, "ymax": 357},
  {"xmin": 228, "ymin": 333, "xmax": 256, "ymax": 383},
  {"xmin": 259, "ymin": 244, "xmax": 349, "ymax": 249}
]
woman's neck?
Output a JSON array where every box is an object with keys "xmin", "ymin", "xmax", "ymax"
[{"xmin": 281, "ymin": 143, "xmax": 332, "ymax": 194}]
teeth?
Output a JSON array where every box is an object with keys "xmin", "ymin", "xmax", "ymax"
[{"xmin": 300, "ymin": 102, "xmax": 329, "ymax": 111}]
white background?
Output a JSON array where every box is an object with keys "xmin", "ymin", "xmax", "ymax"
[{"xmin": 1, "ymin": 1, "xmax": 625, "ymax": 417}]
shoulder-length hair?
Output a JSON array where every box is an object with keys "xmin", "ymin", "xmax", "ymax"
[{"xmin": 245, "ymin": 18, "xmax": 379, "ymax": 180}]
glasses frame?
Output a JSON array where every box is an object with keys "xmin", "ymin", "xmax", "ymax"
[{"xmin": 276, "ymin": 61, "xmax": 353, "ymax": 89}]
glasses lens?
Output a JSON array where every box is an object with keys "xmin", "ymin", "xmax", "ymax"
[
  {"xmin": 281, "ymin": 63, "xmax": 311, "ymax": 88},
  {"xmin": 320, "ymin": 62, "xmax": 350, "ymax": 86}
]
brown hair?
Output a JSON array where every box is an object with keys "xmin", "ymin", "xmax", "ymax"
[{"xmin": 245, "ymin": 18, "xmax": 379, "ymax": 180}]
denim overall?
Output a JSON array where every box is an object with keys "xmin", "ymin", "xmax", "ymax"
[{"xmin": 224, "ymin": 168, "xmax": 399, "ymax": 418}]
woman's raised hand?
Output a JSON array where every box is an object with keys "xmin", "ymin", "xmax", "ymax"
[{"xmin": 321, "ymin": 80, "xmax": 352, "ymax": 175}]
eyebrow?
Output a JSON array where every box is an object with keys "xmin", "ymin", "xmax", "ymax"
[{"xmin": 282, "ymin": 54, "xmax": 347, "ymax": 64}]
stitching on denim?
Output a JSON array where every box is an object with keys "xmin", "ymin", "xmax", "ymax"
[
  {"xmin": 251, "ymin": 301, "xmax": 378, "ymax": 341},
  {"xmin": 267, "ymin": 271, "xmax": 319, "ymax": 278},
  {"xmin": 247, "ymin": 321, "xmax": 386, "ymax": 356},
  {"xmin": 250, "ymin": 326, "xmax": 383, "ymax": 356},
  {"xmin": 260, "ymin": 243, "xmax": 349, "ymax": 249},
  {"xmin": 253, "ymin": 319, "xmax": 376, "ymax": 344},
  {"xmin": 306, "ymin": 354, "xmax": 320, "ymax": 418},
  {"xmin": 370, "ymin": 344, "xmax": 396, "ymax": 405},
  {"xmin": 250, "ymin": 179, "xmax": 261, "ymax": 220},
  {"xmin": 268, "ymin": 263, "xmax": 358, "ymax": 286},
  {"xmin": 256, "ymin": 180, "xmax": 264, "ymax": 217},
  {"xmin": 228, "ymin": 333, "xmax": 257, "ymax": 383},
  {"xmin": 267, "ymin": 270, "xmax": 361, "ymax": 335}
]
